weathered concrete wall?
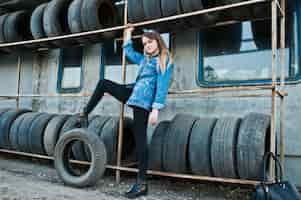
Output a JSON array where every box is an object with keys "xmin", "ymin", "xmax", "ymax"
[{"xmin": 0, "ymin": 29, "xmax": 300, "ymax": 186}]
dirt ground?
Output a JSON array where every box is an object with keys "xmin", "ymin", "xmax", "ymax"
[{"xmin": 0, "ymin": 154, "xmax": 252, "ymax": 200}]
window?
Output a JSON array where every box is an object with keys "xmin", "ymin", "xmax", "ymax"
[
  {"xmin": 198, "ymin": 2, "xmax": 299, "ymax": 86},
  {"xmin": 101, "ymin": 33, "xmax": 171, "ymax": 83},
  {"xmin": 57, "ymin": 46, "xmax": 83, "ymax": 93}
]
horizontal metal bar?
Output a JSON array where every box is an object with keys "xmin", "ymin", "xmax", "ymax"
[
  {"xmin": 0, "ymin": 85, "xmax": 275, "ymax": 98},
  {"xmin": 0, "ymin": 0, "xmax": 268, "ymax": 48},
  {"xmin": 0, "ymin": 149, "xmax": 259, "ymax": 186},
  {"xmin": 107, "ymin": 166, "xmax": 260, "ymax": 186}
]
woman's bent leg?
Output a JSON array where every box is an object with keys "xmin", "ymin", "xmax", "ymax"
[
  {"xmin": 84, "ymin": 79, "xmax": 133, "ymax": 114},
  {"xmin": 132, "ymin": 106, "xmax": 150, "ymax": 183}
]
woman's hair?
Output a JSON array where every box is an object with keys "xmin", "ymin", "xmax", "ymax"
[{"xmin": 142, "ymin": 30, "xmax": 173, "ymax": 74}]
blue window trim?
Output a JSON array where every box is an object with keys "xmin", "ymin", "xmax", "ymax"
[
  {"xmin": 197, "ymin": 3, "xmax": 301, "ymax": 88},
  {"xmin": 57, "ymin": 48, "xmax": 84, "ymax": 93}
]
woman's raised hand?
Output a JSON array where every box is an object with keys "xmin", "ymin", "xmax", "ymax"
[{"xmin": 125, "ymin": 23, "xmax": 135, "ymax": 33}]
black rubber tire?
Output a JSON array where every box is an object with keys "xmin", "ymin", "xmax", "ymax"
[
  {"xmin": 58, "ymin": 115, "xmax": 82, "ymax": 160},
  {"xmin": 67, "ymin": 0, "xmax": 83, "ymax": 33},
  {"xmin": 9, "ymin": 113, "xmax": 27, "ymax": 150},
  {"xmin": 71, "ymin": 116, "xmax": 99, "ymax": 161},
  {"xmin": 18, "ymin": 112, "xmax": 44, "ymax": 153},
  {"xmin": 161, "ymin": 0, "xmax": 182, "ymax": 17},
  {"xmin": 0, "ymin": 108, "xmax": 10, "ymax": 116},
  {"xmin": 43, "ymin": 0, "xmax": 75, "ymax": 46},
  {"xmin": 148, "ymin": 120, "xmax": 170, "ymax": 170},
  {"xmin": 44, "ymin": 115, "xmax": 69, "ymax": 156},
  {"xmin": 162, "ymin": 114, "xmax": 199, "ymax": 173},
  {"xmin": 0, "ymin": 13, "xmax": 9, "ymax": 43},
  {"xmin": 54, "ymin": 128, "xmax": 107, "ymax": 187},
  {"xmin": 211, "ymin": 117, "xmax": 241, "ymax": 178},
  {"xmin": 84, "ymin": 115, "xmax": 111, "ymax": 161},
  {"xmin": 100, "ymin": 116, "xmax": 135, "ymax": 164},
  {"xmin": 128, "ymin": 0, "xmax": 145, "ymax": 22},
  {"xmin": 4, "ymin": 11, "xmax": 33, "ymax": 42},
  {"xmin": 189, "ymin": 117, "xmax": 217, "ymax": 176},
  {"xmin": 28, "ymin": 113, "xmax": 55, "ymax": 154},
  {"xmin": 59, "ymin": 115, "xmax": 81, "ymax": 137},
  {"xmin": 236, "ymin": 112, "xmax": 271, "ymax": 180},
  {"xmin": 0, "ymin": 14, "xmax": 12, "ymax": 53},
  {"xmin": 30, "ymin": 3, "xmax": 48, "ymax": 39},
  {"xmin": 81, "ymin": 0, "xmax": 118, "ymax": 41},
  {"xmin": 180, "ymin": 0, "xmax": 203, "ymax": 13},
  {"xmin": 143, "ymin": 0, "xmax": 162, "ymax": 20},
  {"xmin": 0, "ymin": 109, "xmax": 31, "ymax": 149}
]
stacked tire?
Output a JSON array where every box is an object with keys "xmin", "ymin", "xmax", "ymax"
[
  {"xmin": 0, "ymin": 0, "xmax": 120, "ymax": 51},
  {"xmin": 148, "ymin": 112, "xmax": 271, "ymax": 180},
  {"xmin": 0, "ymin": 108, "xmax": 136, "ymax": 165}
]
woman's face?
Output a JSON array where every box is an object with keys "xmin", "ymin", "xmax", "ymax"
[{"xmin": 142, "ymin": 36, "xmax": 159, "ymax": 56}]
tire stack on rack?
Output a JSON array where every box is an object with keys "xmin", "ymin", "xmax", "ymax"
[
  {"xmin": 127, "ymin": 0, "xmax": 219, "ymax": 31},
  {"xmin": 0, "ymin": 108, "xmax": 136, "ymax": 165},
  {"xmin": 0, "ymin": 0, "xmax": 121, "ymax": 51},
  {"xmin": 148, "ymin": 112, "xmax": 271, "ymax": 180}
]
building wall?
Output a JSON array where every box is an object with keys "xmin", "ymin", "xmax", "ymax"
[{"xmin": 0, "ymin": 29, "xmax": 300, "ymax": 185}]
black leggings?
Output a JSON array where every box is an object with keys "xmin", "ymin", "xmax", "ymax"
[{"xmin": 84, "ymin": 79, "xmax": 150, "ymax": 182}]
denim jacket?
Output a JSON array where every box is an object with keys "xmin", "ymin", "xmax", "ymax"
[{"xmin": 123, "ymin": 39, "xmax": 174, "ymax": 111}]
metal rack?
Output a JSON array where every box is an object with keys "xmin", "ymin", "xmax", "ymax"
[{"xmin": 0, "ymin": 0, "xmax": 286, "ymax": 186}]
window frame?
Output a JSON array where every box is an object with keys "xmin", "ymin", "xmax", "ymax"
[
  {"xmin": 197, "ymin": 4, "xmax": 301, "ymax": 87},
  {"xmin": 57, "ymin": 48, "xmax": 84, "ymax": 93}
]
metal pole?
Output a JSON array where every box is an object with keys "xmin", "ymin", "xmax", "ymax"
[
  {"xmin": 279, "ymin": 0, "xmax": 286, "ymax": 171},
  {"xmin": 16, "ymin": 56, "xmax": 22, "ymax": 109},
  {"xmin": 269, "ymin": 0, "xmax": 277, "ymax": 181},
  {"xmin": 116, "ymin": 0, "xmax": 128, "ymax": 183}
]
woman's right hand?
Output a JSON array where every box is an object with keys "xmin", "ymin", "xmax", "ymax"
[
  {"xmin": 124, "ymin": 23, "xmax": 134, "ymax": 42},
  {"xmin": 125, "ymin": 23, "xmax": 135, "ymax": 33}
]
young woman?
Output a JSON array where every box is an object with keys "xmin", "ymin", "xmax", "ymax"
[{"xmin": 80, "ymin": 24, "xmax": 174, "ymax": 199}]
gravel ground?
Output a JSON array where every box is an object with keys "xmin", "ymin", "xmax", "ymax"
[{"xmin": 0, "ymin": 154, "xmax": 252, "ymax": 200}]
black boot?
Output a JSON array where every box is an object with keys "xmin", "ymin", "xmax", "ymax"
[{"xmin": 124, "ymin": 183, "xmax": 148, "ymax": 199}]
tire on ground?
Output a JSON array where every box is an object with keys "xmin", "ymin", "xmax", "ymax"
[
  {"xmin": 71, "ymin": 115, "xmax": 99, "ymax": 161},
  {"xmin": 100, "ymin": 116, "xmax": 135, "ymax": 164},
  {"xmin": 148, "ymin": 120, "xmax": 170, "ymax": 170},
  {"xmin": 9, "ymin": 113, "xmax": 27, "ymax": 150},
  {"xmin": 18, "ymin": 112, "xmax": 44, "ymax": 152},
  {"xmin": 84, "ymin": 115, "xmax": 111, "ymax": 161},
  {"xmin": 54, "ymin": 128, "xmax": 107, "ymax": 187},
  {"xmin": 29, "ymin": 113, "xmax": 55, "ymax": 154},
  {"xmin": 162, "ymin": 113, "xmax": 199, "ymax": 173},
  {"xmin": 236, "ymin": 112, "xmax": 271, "ymax": 180},
  {"xmin": 211, "ymin": 117, "xmax": 241, "ymax": 178},
  {"xmin": 0, "ymin": 109, "xmax": 31, "ymax": 149},
  {"xmin": 44, "ymin": 115, "xmax": 69, "ymax": 156},
  {"xmin": 189, "ymin": 117, "xmax": 217, "ymax": 176}
]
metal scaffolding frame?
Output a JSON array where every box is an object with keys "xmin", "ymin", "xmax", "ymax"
[{"xmin": 0, "ymin": 0, "xmax": 286, "ymax": 186}]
